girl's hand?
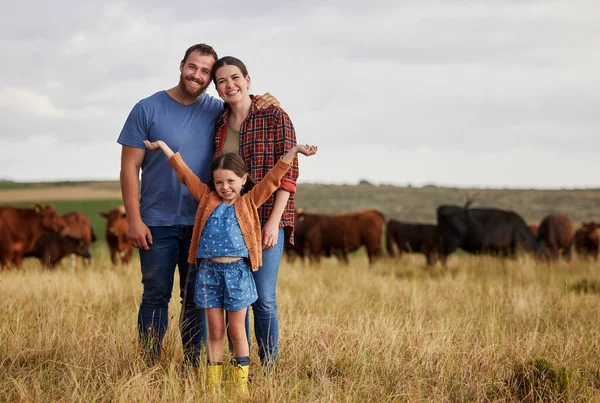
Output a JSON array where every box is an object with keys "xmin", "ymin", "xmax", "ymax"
[
  {"xmin": 144, "ymin": 140, "xmax": 163, "ymax": 151},
  {"xmin": 282, "ymin": 144, "xmax": 318, "ymax": 164},
  {"xmin": 295, "ymin": 144, "xmax": 318, "ymax": 156},
  {"xmin": 143, "ymin": 140, "xmax": 174, "ymax": 158}
]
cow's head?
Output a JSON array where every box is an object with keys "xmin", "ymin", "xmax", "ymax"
[
  {"xmin": 64, "ymin": 236, "xmax": 92, "ymax": 258},
  {"xmin": 100, "ymin": 207, "xmax": 129, "ymax": 249},
  {"xmin": 582, "ymin": 222, "xmax": 599, "ymax": 241},
  {"xmin": 36, "ymin": 203, "xmax": 68, "ymax": 235}
]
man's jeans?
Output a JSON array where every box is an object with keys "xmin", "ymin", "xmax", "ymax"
[
  {"xmin": 138, "ymin": 225, "xmax": 207, "ymax": 365},
  {"xmin": 249, "ymin": 228, "xmax": 284, "ymax": 364}
]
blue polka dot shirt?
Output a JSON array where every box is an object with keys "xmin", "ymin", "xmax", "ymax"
[{"xmin": 197, "ymin": 202, "xmax": 249, "ymax": 258}]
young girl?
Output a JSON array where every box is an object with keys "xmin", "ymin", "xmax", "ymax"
[{"xmin": 144, "ymin": 139, "xmax": 316, "ymax": 394}]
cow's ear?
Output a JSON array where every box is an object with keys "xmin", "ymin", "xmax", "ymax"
[
  {"xmin": 34, "ymin": 203, "xmax": 42, "ymax": 213},
  {"xmin": 100, "ymin": 212, "xmax": 108, "ymax": 219}
]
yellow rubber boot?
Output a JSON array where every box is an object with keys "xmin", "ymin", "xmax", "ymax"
[
  {"xmin": 231, "ymin": 363, "xmax": 249, "ymax": 397},
  {"xmin": 206, "ymin": 363, "xmax": 222, "ymax": 392}
]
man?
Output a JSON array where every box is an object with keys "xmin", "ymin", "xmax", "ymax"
[{"xmin": 118, "ymin": 43, "xmax": 277, "ymax": 366}]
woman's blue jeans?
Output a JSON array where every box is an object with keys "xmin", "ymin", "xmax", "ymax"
[
  {"xmin": 138, "ymin": 225, "xmax": 207, "ymax": 365},
  {"xmin": 249, "ymin": 228, "xmax": 284, "ymax": 364}
]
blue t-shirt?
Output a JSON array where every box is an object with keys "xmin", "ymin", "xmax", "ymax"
[
  {"xmin": 117, "ymin": 91, "xmax": 224, "ymax": 226},
  {"xmin": 197, "ymin": 203, "xmax": 249, "ymax": 258}
]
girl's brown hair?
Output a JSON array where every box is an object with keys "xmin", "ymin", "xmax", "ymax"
[{"xmin": 207, "ymin": 153, "xmax": 256, "ymax": 192}]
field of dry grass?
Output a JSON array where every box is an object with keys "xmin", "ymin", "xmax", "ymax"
[
  {"xmin": 0, "ymin": 186, "xmax": 121, "ymax": 203},
  {"xmin": 2, "ymin": 247, "xmax": 600, "ymax": 402},
  {"xmin": 2, "ymin": 182, "xmax": 600, "ymax": 401}
]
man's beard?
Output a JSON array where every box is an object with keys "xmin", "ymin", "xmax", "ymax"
[{"xmin": 178, "ymin": 74, "xmax": 207, "ymax": 98}]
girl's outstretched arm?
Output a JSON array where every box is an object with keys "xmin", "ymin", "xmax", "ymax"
[
  {"xmin": 144, "ymin": 140, "xmax": 209, "ymax": 201},
  {"xmin": 282, "ymin": 144, "xmax": 318, "ymax": 164},
  {"xmin": 249, "ymin": 144, "xmax": 318, "ymax": 207}
]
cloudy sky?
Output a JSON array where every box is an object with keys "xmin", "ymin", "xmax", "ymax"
[{"xmin": 1, "ymin": 1, "xmax": 599, "ymax": 188}]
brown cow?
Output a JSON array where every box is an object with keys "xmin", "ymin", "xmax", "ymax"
[
  {"xmin": 23, "ymin": 234, "xmax": 92, "ymax": 269},
  {"xmin": 538, "ymin": 213, "xmax": 573, "ymax": 260},
  {"xmin": 100, "ymin": 206, "xmax": 133, "ymax": 265},
  {"xmin": 574, "ymin": 222, "xmax": 599, "ymax": 260},
  {"xmin": 0, "ymin": 204, "xmax": 68, "ymax": 269},
  {"xmin": 62, "ymin": 211, "xmax": 97, "ymax": 267},
  {"xmin": 385, "ymin": 220, "xmax": 444, "ymax": 266},
  {"xmin": 294, "ymin": 209, "xmax": 385, "ymax": 265}
]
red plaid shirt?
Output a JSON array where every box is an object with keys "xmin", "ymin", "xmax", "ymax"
[{"xmin": 214, "ymin": 96, "xmax": 299, "ymax": 245}]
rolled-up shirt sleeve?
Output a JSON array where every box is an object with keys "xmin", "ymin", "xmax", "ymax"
[{"xmin": 274, "ymin": 109, "xmax": 298, "ymax": 194}]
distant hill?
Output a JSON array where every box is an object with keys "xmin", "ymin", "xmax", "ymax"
[
  {"xmin": 294, "ymin": 183, "xmax": 600, "ymax": 224},
  {"xmin": 1, "ymin": 180, "xmax": 600, "ymax": 224}
]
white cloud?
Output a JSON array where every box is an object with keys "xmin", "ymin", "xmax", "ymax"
[
  {"xmin": 0, "ymin": 0, "xmax": 599, "ymax": 188},
  {"xmin": 0, "ymin": 136, "xmax": 121, "ymax": 181},
  {"xmin": 0, "ymin": 88, "xmax": 67, "ymax": 118}
]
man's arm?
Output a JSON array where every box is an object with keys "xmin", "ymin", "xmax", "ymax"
[{"xmin": 120, "ymin": 145, "xmax": 152, "ymax": 250}]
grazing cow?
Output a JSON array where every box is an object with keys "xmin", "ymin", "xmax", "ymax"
[
  {"xmin": 574, "ymin": 222, "xmax": 599, "ymax": 260},
  {"xmin": 0, "ymin": 204, "xmax": 68, "ymax": 269},
  {"xmin": 100, "ymin": 206, "xmax": 133, "ymax": 265},
  {"xmin": 436, "ymin": 203, "xmax": 545, "ymax": 260},
  {"xmin": 537, "ymin": 213, "xmax": 573, "ymax": 260},
  {"xmin": 385, "ymin": 220, "xmax": 444, "ymax": 266},
  {"xmin": 23, "ymin": 234, "xmax": 92, "ymax": 269},
  {"xmin": 294, "ymin": 209, "xmax": 385, "ymax": 264},
  {"xmin": 62, "ymin": 211, "xmax": 97, "ymax": 267}
]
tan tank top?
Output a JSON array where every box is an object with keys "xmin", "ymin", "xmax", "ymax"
[{"xmin": 223, "ymin": 125, "xmax": 241, "ymax": 155}]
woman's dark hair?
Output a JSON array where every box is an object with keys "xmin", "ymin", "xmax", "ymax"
[
  {"xmin": 211, "ymin": 56, "xmax": 249, "ymax": 85},
  {"xmin": 207, "ymin": 153, "xmax": 256, "ymax": 192}
]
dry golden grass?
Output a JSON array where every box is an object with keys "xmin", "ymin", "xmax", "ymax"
[
  {"xmin": 0, "ymin": 187, "xmax": 121, "ymax": 203},
  {"xmin": 2, "ymin": 248, "xmax": 600, "ymax": 402}
]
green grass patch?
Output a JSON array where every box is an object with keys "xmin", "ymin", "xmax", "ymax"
[
  {"xmin": 0, "ymin": 180, "xmax": 95, "ymax": 190},
  {"xmin": 507, "ymin": 357, "xmax": 582, "ymax": 401},
  {"xmin": 570, "ymin": 279, "xmax": 600, "ymax": 294}
]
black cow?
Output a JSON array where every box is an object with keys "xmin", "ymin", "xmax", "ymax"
[
  {"xmin": 385, "ymin": 220, "xmax": 444, "ymax": 266},
  {"xmin": 24, "ymin": 233, "xmax": 92, "ymax": 269},
  {"xmin": 436, "ymin": 204, "xmax": 545, "ymax": 259}
]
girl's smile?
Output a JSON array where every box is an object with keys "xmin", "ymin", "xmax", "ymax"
[{"xmin": 212, "ymin": 168, "xmax": 247, "ymax": 205}]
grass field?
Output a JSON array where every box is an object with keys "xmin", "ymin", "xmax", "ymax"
[
  {"xmin": 2, "ymin": 182, "xmax": 600, "ymax": 401},
  {"xmin": 2, "ymin": 249, "xmax": 600, "ymax": 401}
]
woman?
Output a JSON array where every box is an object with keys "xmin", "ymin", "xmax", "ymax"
[{"xmin": 211, "ymin": 56, "xmax": 299, "ymax": 366}]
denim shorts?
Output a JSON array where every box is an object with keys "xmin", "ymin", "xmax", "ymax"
[{"xmin": 195, "ymin": 259, "xmax": 258, "ymax": 312}]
